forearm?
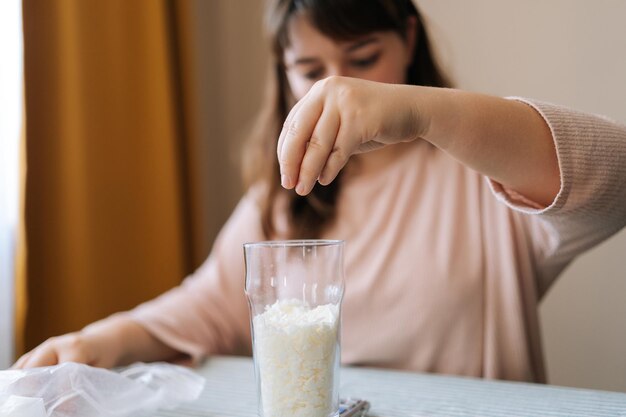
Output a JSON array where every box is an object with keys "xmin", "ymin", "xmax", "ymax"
[
  {"xmin": 83, "ymin": 315, "xmax": 181, "ymax": 366},
  {"xmin": 413, "ymin": 87, "xmax": 560, "ymax": 207}
]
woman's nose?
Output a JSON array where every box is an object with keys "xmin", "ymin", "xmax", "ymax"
[{"xmin": 326, "ymin": 65, "xmax": 349, "ymax": 78}]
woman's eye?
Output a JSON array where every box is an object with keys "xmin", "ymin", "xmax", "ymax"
[
  {"xmin": 304, "ymin": 69, "xmax": 324, "ymax": 80},
  {"xmin": 350, "ymin": 53, "xmax": 380, "ymax": 69}
]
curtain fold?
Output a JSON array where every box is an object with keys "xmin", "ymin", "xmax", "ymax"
[
  {"xmin": 20, "ymin": 0, "xmax": 196, "ymax": 352},
  {"xmin": 18, "ymin": 0, "xmax": 266, "ymax": 356},
  {"xmin": 15, "ymin": 94, "xmax": 28, "ymax": 359}
]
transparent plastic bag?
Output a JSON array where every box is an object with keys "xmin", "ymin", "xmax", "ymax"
[{"xmin": 0, "ymin": 362, "xmax": 205, "ymax": 417}]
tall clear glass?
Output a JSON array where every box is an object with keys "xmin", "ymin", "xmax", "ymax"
[{"xmin": 244, "ymin": 240, "xmax": 345, "ymax": 417}]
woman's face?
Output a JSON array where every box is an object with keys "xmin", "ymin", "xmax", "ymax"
[{"xmin": 283, "ymin": 14, "xmax": 416, "ymax": 100}]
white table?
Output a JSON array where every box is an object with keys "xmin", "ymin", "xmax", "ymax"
[{"xmin": 154, "ymin": 356, "xmax": 626, "ymax": 417}]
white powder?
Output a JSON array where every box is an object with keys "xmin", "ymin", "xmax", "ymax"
[{"xmin": 253, "ymin": 299, "xmax": 340, "ymax": 417}]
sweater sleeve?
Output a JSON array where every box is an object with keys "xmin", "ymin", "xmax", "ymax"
[
  {"xmin": 488, "ymin": 98, "xmax": 626, "ymax": 294},
  {"xmin": 123, "ymin": 191, "xmax": 265, "ymax": 365}
]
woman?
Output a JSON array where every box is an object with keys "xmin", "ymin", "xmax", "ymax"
[{"xmin": 14, "ymin": 0, "xmax": 626, "ymax": 382}]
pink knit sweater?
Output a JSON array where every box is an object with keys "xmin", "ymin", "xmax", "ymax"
[{"xmin": 127, "ymin": 99, "xmax": 626, "ymax": 382}]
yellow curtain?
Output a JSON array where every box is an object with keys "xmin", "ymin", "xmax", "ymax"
[
  {"xmin": 18, "ymin": 0, "xmax": 218, "ymax": 353},
  {"xmin": 15, "ymin": 87, "xmax": 28, "ymax": 359}
]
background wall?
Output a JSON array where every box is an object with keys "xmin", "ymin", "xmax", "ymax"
[
  {"xmin": 211, "ymin": 0, "xmax": 625, "ymax": 392},
  {"xmin": 179, "ymin": 0, "xmax": 270, "ymax": 260},
  {"xmin": 418, "ymin": 0, "xmax": 626, "ymax": 392}
]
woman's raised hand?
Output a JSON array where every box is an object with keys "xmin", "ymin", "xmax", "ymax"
[
  {"xmin": 277, "ymin": 76, "xmax": 560, "ymax": 205},
  {"xmin": 277, "ymin": 76, "xmax": 427, "ymax": 195}
]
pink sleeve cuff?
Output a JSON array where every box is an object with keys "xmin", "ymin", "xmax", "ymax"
[{"xmin": 125, "ymin": 311, "xmax": 207, "ymax": 367}]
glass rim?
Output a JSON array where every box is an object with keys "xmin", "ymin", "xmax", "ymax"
[{"xmin": 243, "ymin": 239, "xmax": 344, "ymax": 249}]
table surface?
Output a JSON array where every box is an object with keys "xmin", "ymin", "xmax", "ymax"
[{"xmin": 153, "ymin": 356, "xmax": 626, "ymax": 417}]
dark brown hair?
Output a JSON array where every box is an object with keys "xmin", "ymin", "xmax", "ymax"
[{"xmin": 243, "ymin": 0, "xmax": 452, "ymax": 239}]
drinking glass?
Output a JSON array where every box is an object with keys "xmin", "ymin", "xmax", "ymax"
[{"xmin": 244, "ymin": 240, "xmax": 345, "ymax": 417}]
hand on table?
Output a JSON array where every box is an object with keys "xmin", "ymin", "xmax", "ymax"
[
  {"xmin": 11, "ymin": 316, "xmax": 178, "ymax": 369},
  {"xmin": 11, "ymin": 330, "xmax": 120, "ymax": 369}
]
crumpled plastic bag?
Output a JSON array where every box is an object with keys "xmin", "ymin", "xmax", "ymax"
[{"xmin": 0, "ymin": 362, "xmax": 205, "ymax": 417}]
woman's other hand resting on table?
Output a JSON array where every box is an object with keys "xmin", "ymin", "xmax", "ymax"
[{"xmin": 12, "ymin": 316, "xmax": 178, "ymax": 369}]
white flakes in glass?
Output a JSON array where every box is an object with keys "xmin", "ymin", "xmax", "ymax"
[{"xmin": 253, "ymin": 299, "xmax": 340, "ymax": 417}]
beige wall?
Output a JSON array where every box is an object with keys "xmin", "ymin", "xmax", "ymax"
[
  {"xmin": 418, "ymin": 0, "xmax": 626, "ymax": 392},
  {"xmin": 211, "ymin": 0, "xmax": 626, "ymax": 391},
  {"xmin": 183, "ymin": 0, "xmax": 270, "ymax": 259}
]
